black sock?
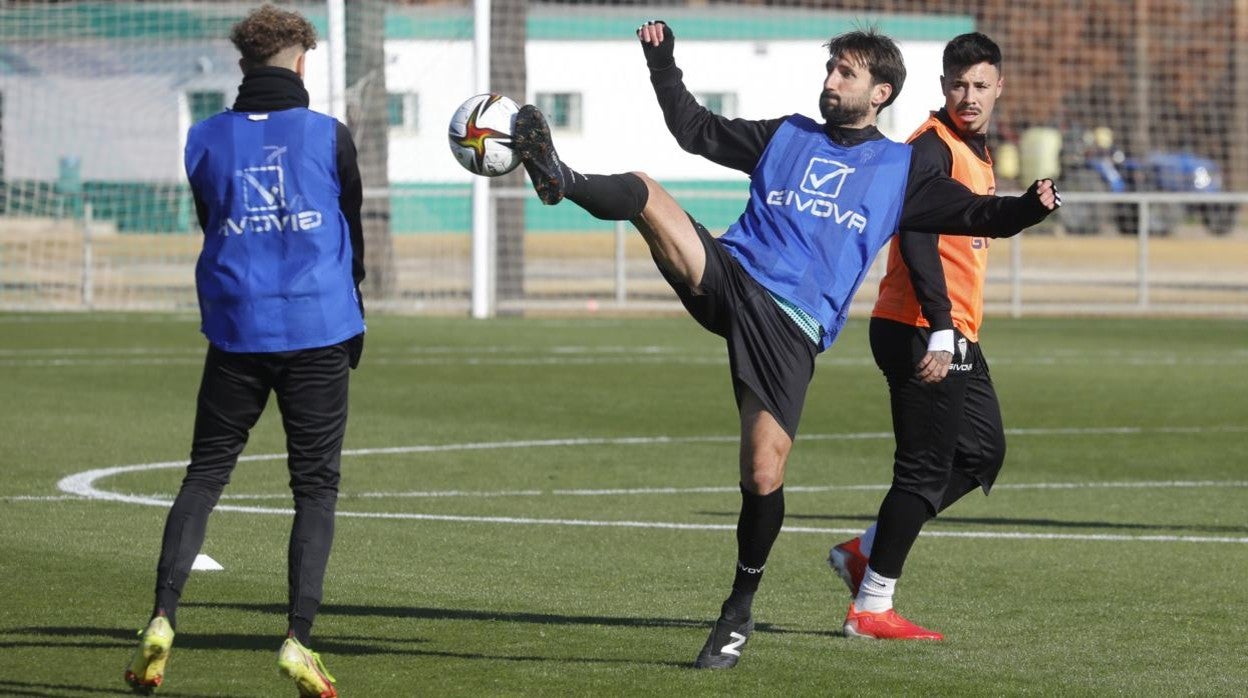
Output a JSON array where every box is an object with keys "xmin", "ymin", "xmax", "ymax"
[
  {"xmin": 565, "ymin": 172, "xmax": 649, "ymax": 221},
  {"xmin": 868, "ymin": 487, "xmax": 933, "ymax": 578},
  {"xmin": 730, "ymin": 485, "xmax": 785, "ymax": 598},
  {"xmin": 288, "ymin": 617, "xmax": 313, "ymax": 646},
  {"xmin": 723, "ymin": 589, "xmax": 754, "ymax": 620}
]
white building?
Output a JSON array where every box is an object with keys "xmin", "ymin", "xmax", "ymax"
[{"xmin": 0, "ymin": 3, "xmax": 970, "ymax": 231}]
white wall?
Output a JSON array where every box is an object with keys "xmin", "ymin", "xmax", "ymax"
[
  {"xmin": 385, "ymin": 39, "xmax": 476, "ymax": 184},
  {"xmin": 386, "ymin": 37, "xmax": 947, "ymax": 183},
  {"xmin": 0, "ymin": 37, "xmax": 944, "ymax": 184},
  {"xmin": 299, "ymin": 43, "xmax": 334, "ymax": 118},
  {"xmin": 2, "ymin": 76, "xmax": 186, "ymax": 182},
  {"xmin": 3, "ymin": 44, "xmax": 334, "ymax": 183}
]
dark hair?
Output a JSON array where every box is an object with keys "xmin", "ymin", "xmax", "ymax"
[
  {"xmin": 230, "ymin": 4, "xmax": 318, "ymax": 72},
  {"xmin": 942, "ymin": 32, "xmax": 1002, "ymax": 78},
  {"xmin": 824, "ymin": 28, "xmax": 907, "ymax": 111}
]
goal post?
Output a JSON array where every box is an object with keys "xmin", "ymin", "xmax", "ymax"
[{"xmin": 471, "ymin": 0, "xmax": 494, "ymax": 319}]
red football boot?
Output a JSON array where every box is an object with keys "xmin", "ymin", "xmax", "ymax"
[
  {"xmin": 827, "ymin": 537, "xmax": 869, "ymax": 596},
  {"xmin": 842, "ymin": 603, "xmax": 944, "ymax": 640}
]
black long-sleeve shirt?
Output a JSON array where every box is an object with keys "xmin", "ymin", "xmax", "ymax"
[{"xmin": 648, "ymin": 65, "xmax": 1046, "ymax": 240}]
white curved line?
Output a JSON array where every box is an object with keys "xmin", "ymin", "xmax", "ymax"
[{"xmin": 48, "ymin": 427, "xmax": 1248, "ymax": 545}]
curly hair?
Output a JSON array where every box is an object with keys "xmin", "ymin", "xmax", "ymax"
[{"xmin": 230, "ymin": 4, "xmax": 318, "ymax": 71}]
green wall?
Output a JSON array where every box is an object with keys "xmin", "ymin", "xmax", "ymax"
[{"xmin": 1, "ymin": 180, "xmax": 750, "ymax": 234}]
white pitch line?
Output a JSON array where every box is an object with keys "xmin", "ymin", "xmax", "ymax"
[
  {"xmin": 173, "ymin": 424, "xmax": 1248, "ymax": 464},
  {"xmin": 44, "ymin": 427, "xmax": 1248, "ymax": 544},
  {"xmin": 0, "ymin": 314, "xmax": 198, "ymax": 325},
  {"xmin": 122, "ymin": 506, "xmax": 1248, "ymax": 545},
  {"xmin": 543, "ymin": 479, "xmax": 1248, "ymax": 496},
  {"xmin": 215, "ymin": 489, "xmax": 549, "ymax": 500},
  {"xmin": 28, "ymin": 478, "xmax": 1240, "ymax": 503},
  {"xmin": 356, "ymin": 489, "xmax": 545, "ymax": 498},
  {"xmin": 19, "ymin": 493, "xmax": 1247, "ymax": 544},
  {"xmin": 0, "ymin": 357, "xmax": 204, "ymax": 368},
  {"xmin": 14, "ymin": 355, "xmax": 1248, "ymax": 368},
  {"xmin": 7, "ymin": 345, "xmax": 1248, "ymax": 368},
  {"xmin": 0, "ymin": 347, "xmax": 202, "ymax": 357},
  {"xmin": 362, "ymin": 356, "xmax": 730, "ymax": 367}
]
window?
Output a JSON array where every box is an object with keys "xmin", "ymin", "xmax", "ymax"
[
  {"xmin": 387, "ymin": 92, "xmax": 419, "ymax": 131},
  {"xmin": 187, "ymin": 91, "xmax": 225, "ymax": 124},
  {"xmin": 694, "ymin": 92, "xmax": 738, "ymax": 119},
  {"xmin": 535, "ymin": 92, "xmax": 582, "ymax": 130}
]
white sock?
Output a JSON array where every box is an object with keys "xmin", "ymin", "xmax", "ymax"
[
  {"xmin": 859, "ymin": 523, "xmax": 877, "ymax": 558},
  {"xmin": 854, "ymin": 566, "xmax": 896, "ymax": 613}
]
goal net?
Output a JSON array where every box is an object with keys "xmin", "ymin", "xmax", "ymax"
[{"xmin": 2, "ymin": 1, "xmax": 1245, "ymax": 315}]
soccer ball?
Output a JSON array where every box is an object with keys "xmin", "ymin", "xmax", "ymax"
[{"xmin": 447, "ymin": 93, "xmax": 522, "ymax": 177}]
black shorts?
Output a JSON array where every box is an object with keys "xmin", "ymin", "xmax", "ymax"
[
  {"xmin": 658, "ymin": 216, "xmax": 817, "ymax": 438},
  {"xmin": 869, "ymin": 317, "xmax": 1006, "ymax": 511}
]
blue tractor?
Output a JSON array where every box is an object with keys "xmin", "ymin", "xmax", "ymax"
[{"xmin": 1058, "ymin": 127, "xmax": 1237, "ymax": 236}]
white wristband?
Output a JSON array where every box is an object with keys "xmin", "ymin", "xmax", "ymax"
[{"xmin": 927, "ymin": 329, "xmax": 954, "ymax": 354}]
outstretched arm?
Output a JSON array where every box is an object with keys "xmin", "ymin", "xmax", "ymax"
[
  {"xmin": 901, "ymin": 155, "xmax": 1060, "ymax": 237},
  {"xmin": 638, "ymin": 21, "xmax": 784, "ymax": 175}
]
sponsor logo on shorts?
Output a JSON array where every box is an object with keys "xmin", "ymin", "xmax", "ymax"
[{"xmin": 950, "ymin": 336, "xmax": 973, "ymax": 372}]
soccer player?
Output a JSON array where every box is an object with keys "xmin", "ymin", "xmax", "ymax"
[
  {"xmin": 124, "ymin": 5, "xmax": 363, "ymax": 696},
  {"xmin": 828, "ymin": 32, "xmax": 1014, "ymax": 641},
  {"xmin": 509, "ymin": 22, "xmax": 1058, "ymax": 669}
]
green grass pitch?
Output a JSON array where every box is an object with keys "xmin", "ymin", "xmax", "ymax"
[{"xmin": 1, "ymin": 312, "xmax": 1245, "ymax": 696}]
